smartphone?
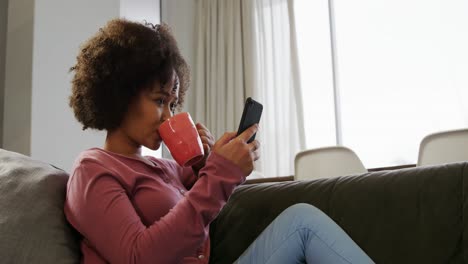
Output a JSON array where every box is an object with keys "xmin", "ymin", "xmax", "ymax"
[{"xmin": 237, "ymin": 97, "xmax": 263, "ymax": 143}]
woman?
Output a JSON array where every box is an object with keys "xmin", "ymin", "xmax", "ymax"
[{"xmin": 65, "ymin": 19, "xmax": 374, "ymax": 264}]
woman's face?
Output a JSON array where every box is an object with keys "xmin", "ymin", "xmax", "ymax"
[{"xmin": 119, "ymin": 72, "xmax": 180, "ymax": 151}]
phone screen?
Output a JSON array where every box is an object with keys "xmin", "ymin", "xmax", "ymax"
[{"xmin": 237, "ymin": 97, "xmax": 263, "ymax": 143}]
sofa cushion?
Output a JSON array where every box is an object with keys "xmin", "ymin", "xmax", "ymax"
[{"xmin": 0, "ymin": 148, "xmax": 80, "ymax": 263}]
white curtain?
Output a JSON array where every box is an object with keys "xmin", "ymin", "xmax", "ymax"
[
  {"xmin": 193, "ymin": 0, "xmax": 245, "ymax": 138},
  {"xmin": 193, "ymin": 0, "xmax": 305, "ymax": 177}
]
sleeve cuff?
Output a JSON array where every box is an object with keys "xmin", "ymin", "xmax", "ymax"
[{"xmin": 201, "ymin": 152, "xmax": 246, "ymax": 184}]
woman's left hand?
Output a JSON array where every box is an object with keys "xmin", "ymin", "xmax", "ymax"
[{"xmin": 192, "ymin": 123, "xmax": 215, "ymax": 173}]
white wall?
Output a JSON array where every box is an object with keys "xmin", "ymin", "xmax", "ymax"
[
  {"xmin": 0, "ymin": 0, "xmax": 8, "ymax": 147},
  {"xmin": 2, "ymin": 0, "xmax": 161, "ymax": 171},
  {"xmin": 161, "ymin": 0, "xmax": 197, "ymax": 114},
  {"xmin": 3, "ymin": 0, "xmax": 34, "ymax": 155},
  {"xmin": 30, "ymin": 0, "xmax": 119, "ymax": 171},
  {"xmin": 121, "ymin": 0, "xmax": 160, "ymax": 25}
]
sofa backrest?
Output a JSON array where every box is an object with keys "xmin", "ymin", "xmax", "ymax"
[{"xmin": 0, "ymin": 148, "xmax": 81, "ymax": 263}]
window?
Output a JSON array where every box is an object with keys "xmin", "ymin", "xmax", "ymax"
[
  {"xmin": 295, "ymin": 0, "xmax": 337, "ymax": 149},
  {"xmin": 295, "ymin": 0, "xmax": 468, "ymax": 168}
]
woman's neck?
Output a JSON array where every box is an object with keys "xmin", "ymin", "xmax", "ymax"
[{"xmin": 104, "ymin": 129, "xmax": 142, "ymax": 157}]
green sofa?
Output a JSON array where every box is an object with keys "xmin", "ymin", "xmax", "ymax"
[
  {"xmin": 210, "ymin": 162, "xmax": 468, "ymax": 264},
  {"xmin": 0, "ymin": 148, "xmax": 467, "ymax": 263}
]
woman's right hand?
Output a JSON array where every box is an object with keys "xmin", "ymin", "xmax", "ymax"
[{"xmin": 212, "ymin": 124, "xmax": 261, "ymax": 176}]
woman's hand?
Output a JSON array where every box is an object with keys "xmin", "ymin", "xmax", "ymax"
[
  {"xmin": 212, "ymin": 124, "xmax": 260, "ymax": 176},
  {"xmin": 192, "ymin": 123, "xmax": 215, "ymax": 173}
]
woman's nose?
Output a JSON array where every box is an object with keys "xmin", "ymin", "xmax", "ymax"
[{"xmin": 161, "ymin": 107, "xmax": 173, "ymax": 122}]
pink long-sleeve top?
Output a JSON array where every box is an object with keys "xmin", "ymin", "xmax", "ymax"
[{"xmin": 64, "ymin": 148, "xmax": 245, "ymax": 264}]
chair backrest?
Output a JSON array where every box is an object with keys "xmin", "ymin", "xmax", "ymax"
[
  {"xmin": 294, "ymin": 146, "xmax": 367, "ymax": 180},
  {"xmin": 417, "ymin": 128, "xmax": 468, "ymax": 166}
]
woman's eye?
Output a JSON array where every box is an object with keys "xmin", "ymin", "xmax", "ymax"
[
  {"xmin": 170, "ymin": 103, "xmax": 178, "ymax": 112},
  {"xmin": 155, "ymin": 98, "xmax": 164, "ymax": 105}
]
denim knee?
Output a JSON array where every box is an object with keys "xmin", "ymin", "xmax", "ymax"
[
  {"xmin": 281, "ymin": 203, "xmax": 329, "ymax": 229},
  {"xmin": 283, "ymin": 203, "xmax": 323, "ymax": 217}
]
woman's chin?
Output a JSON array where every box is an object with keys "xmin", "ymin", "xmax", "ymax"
[{"xmin": 143, "ymin": 141, "xmax": 161, "ymax": 151}]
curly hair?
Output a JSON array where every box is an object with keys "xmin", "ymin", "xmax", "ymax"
[{"xmin": 69, "ymin": 19, "xmax": 190, "ymax": 131}]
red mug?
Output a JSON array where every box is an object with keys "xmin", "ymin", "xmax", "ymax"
[{"xmin": 159, "ymin": 112, "xmax": 204, "ymax": 167}]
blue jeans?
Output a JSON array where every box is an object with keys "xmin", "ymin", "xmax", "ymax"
[{"xmin": 234, "ymin": 203, "xmax": 375, "ymax": 264}]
